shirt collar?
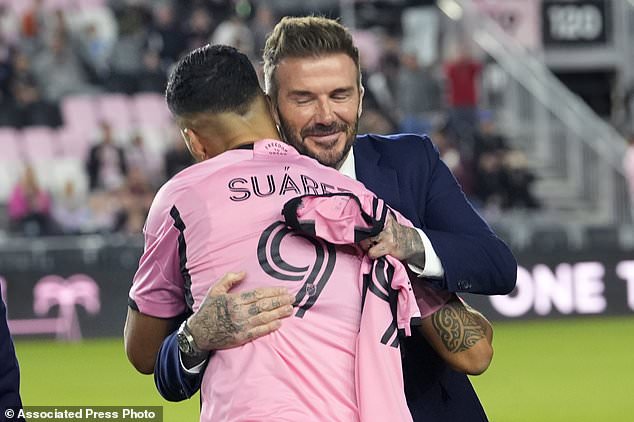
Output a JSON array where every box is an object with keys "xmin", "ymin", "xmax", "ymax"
[{"xmin": 338, "ymin": 148, "xmax": 356, "ymax": 180}]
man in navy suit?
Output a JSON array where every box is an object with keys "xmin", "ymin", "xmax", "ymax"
[
  {"xmin": 144, "ymin": 16, "xmax": 516, "ymax": 421},
  {"xmin": 1, "ymin": 283, "xmax": 24, "ymax": 420}
]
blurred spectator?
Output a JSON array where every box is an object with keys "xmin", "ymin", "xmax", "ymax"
[
  {"xmin": 623, "ymin": 134, "xmax": 634, "ymax": 223},
  {"xmin": 502, "ymin": 150, "xmax": 540, "ymax": 209},
  {"xmin": 77, "ymin": 23, "xmax": 111, "ymax": 80},
  {"xmin": 0, "ymin": 6, "xmax": 19, "ymax": 44},
  {"xmin": 0, "ymin": 40, "xmax": 12, "ymax": 106},
  {"xmin": 474, "ymin": 149, "xmax": 505, "ymax": 211},
  {"xmin": 31, "ymin": 32, "xmax": 100, "ymax": 102},
  {"xmin": 211, "ymin": 14, "xmax": 255, "ymax": 58},
  {"xmin": 251, "ymin": 4, "xmax": 275, "ymax": 56},
  {"xmin": 163, "ymin": 136, "xmax": 194, "ymax": 179},
  {"xmin": 473, "ymin": 113, "xmax": 508, "ymax": 159},
  {"xmin": 396, "ymin": 52, "xmax": 441, "ymax": 134},
  {"xmin": 8, "ymin": 165, "xmax": 54, "ymax": 236},
  {"xmin": 125, "ymin": 132, "xmax": 163, "ymax": 185},
  {"xmin": 86, "ymin": 191, "xmax": 121, "ymax": 233},
  {"xmin": 20, "ymin": 0, "xmax": 45, "ymax": 40},
  {"xmin": 433, "ymin": 123, "xmax": 473, "ymax": 197},
  {"xmin": 108, "ymin": 7, "xmax": 148, "ymax": 93},
  {"xmin": 184, "ymin": 7, "xmax": 214, "ymax": 51},
  {"xmin": 52, "ymin": 180, "xmax": 90, "ymax": 234},
  {"xmin": 443, "ymin": 43, "xmax": 482, "ymax": 154},
  {"xmin": 148, "ymin": 3, "xmax": 187, "ymax": 66},
  {"xmin": 136, "ymin": 50, "xmax": 167, "ymax": 93},
  {"xmin": 358, "ymin": 107, "xmax": 395, "ymax": 135},
  {"xmin": 86, "ymin": 122, "xmax": 128, "ymax": 191},
  {"xmin": 6, "ymin": 51, "xmax": 60, "ymax": 127},
  {"xmin": 117, "ymin": 168, "xmax": 154, "ymax": 234}
]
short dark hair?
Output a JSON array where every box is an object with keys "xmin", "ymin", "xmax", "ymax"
[{"xmin": 165, "ymin": 44, "xmax": 261, "ymax": 118}]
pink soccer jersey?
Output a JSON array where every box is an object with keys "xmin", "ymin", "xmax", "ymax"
[{"xmin": 130, "ymin": 140, "xmax": 420, "ymax": 421}]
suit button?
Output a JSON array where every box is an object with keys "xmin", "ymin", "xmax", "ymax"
[{"xmin": 458, "ymin": 280, "xmax": 472, "ymax": 290}]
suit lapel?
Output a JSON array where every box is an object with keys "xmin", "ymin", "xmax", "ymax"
[{"xmin": 353, "ymin": 142, "xmax": 402, "ymax": 211}]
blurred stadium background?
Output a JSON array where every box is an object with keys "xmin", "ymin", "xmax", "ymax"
[{"xmin": 1, "ymin": 0, "xmax": 634, "ymax": 421}]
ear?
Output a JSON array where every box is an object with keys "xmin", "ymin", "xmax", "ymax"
[
  {"xmin": 357, "ymin": 84, "xmax": 365, "ymax": 118},
  {"xmin": 181, "ymin": 128, "xmax": 206, "ymax": 162},
  {"xmin": 266, "ymin": 94, "xmax": 282, "ymax": 128}
]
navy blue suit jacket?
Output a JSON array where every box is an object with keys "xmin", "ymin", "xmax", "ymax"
[
  {"xmin": 153, "ymin": 134, "xmax": 517, "ymax": 420},
  {"xmin": 1, "ymin": 284, "xmax": 24, "ymax": 419}
]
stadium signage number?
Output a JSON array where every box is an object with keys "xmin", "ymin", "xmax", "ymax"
[
  {"xmin": 489, "ymin": 260, "xmax": 634, "ymax": 317},
  {"xmin": 542, "ymin": 0, "xmax": 609, "ymax": 45}
]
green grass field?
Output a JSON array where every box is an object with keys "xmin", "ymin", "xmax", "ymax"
[{"xmin": 14, "ymin": 316, "xmax": 634, "ymax": 422}]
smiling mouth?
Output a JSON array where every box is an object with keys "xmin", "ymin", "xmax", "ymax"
[{"xmin": 305, "ymin": 132, "xmax": 341, "ymax": 144}]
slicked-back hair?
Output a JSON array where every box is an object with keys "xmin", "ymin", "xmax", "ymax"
[
  {"xmin": 263, "ymin": 16, "xmax": 361, "ymax": 101},
  {"xmin": 165, "ymin": 44, "xmax": 261, "ymax": 119}
]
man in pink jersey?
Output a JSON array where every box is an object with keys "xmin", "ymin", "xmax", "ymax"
[{"xmin": 125, "ymin": 45, "xmax": 493, "ymax": 421}]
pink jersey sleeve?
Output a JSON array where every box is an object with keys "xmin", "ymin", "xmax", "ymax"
[{"xmin": 129, "ymin": 207, "xmax": 186, "ymax": 318}]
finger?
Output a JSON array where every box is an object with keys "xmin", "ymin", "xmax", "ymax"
[
  {"xmin": 237, "ymin": 286, "xmax": 292, "ymax": 304},
  {"xmin": 248, "ymin": 305, "xmax": 294, "ymax": 326},
  {"xmin": 237, "ymin": 320, "xmax": 283, "ymax": 344},
  {"xmin": 359, "ymin": 238, "xmax": 372, "ymax": 251},
  {"xmin": 256, "ymin": 295, "xmax": 296, "ymax": 312},
  {"xmin": 209, "ymin": 271, "xmax": 246, "ymax": 295},
  {"xmin": 367, "ymin": 243, "xmax": 389, "ymax": 260}
]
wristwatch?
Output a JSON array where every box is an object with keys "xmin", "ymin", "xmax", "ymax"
[{"xmin": 177, "ymin": 319, "xmax": 204, "ymax": 357}]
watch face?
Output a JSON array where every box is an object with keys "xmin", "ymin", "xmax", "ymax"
[{"xmin": 177, "ymin": 332, "xmax": 192, "ymax": 354}]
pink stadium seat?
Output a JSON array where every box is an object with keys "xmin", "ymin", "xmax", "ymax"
[
  {"xmin": 96, "ymin": 93, "xmax": 134, "ymax": 132},
  {"xmin": 7, "ymin": 0, "xmax": 29, "ymax": 15},
  {"xmin": 57, "ymin": 127, "xmax": 91, "ymax": 160},
  {"xmin": 76, "ymin": 0, "xmax": 106, "ymax": 9},
  {"xmin": 20, "ymin": 127, "xmax": 58, "ymax": 162},
  {"xmin": 61, "ymin": 95, "xmax": 99, "ymax": 132},
  {"xmin": 43, "ymin": 0, "xmax": 73, "ymax": 11},
  {"xmin": 0, "ymin": 128, "xmax": 21, "ymax": 162},
  {"xmin": 132, "ymin": 93, "xmax": 172, "ymax": 129}
]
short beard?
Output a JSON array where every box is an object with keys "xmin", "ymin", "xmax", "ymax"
[{"xmin": 277, "ymin": 109, "xmax": 359, "ymax": 169}]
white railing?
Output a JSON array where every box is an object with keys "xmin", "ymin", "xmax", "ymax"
[{"xmin": 439, "ymin": 0, "xmax": 630, "ymax": 226}]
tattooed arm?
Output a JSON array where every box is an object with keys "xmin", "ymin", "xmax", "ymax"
[
  {"xmin": 124, "ymin": 272, "xmax": 294, "ymax": 374},
  {"xmin": 418, "ymin": 296, "xmax": 493, "ymax": 375},
  {"xmin": 360, "ymin": 213, "xmax": 426, "ymax": 269}
]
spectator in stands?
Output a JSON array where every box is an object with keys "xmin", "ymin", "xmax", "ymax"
[
  {"xmin": 433, "ymin": 122, "xmax": 473, "ymax": 197},
  {"xmin": 211, "ymin": 14, "xmax": 255, "ymax": 59},
  {"xmin": 8, "ymin": 164, "xmax": 53, "ymax": 236},
  {"xmin": 117, "ymin": 167, "xmax": 154, "ymax": 234},
  {"xmin": 184, "ymin": 7, "xmax": 213, "ymax": 51},
  {"xmin": 163, "ymin": 135, "xmax": 194, "ymax": 179},
  {"xmin": 52, "ymin": 180, "xmax": 90, "ymax": 235},
  {"xmin": 86, "ymin": 122, "xmax": 128, "ymax": 191},
  {"xmin": 108, "ymin": 7, "xmax": 148, "ymax": 93},
  {"xmin": 77, "ymin": 23, "xmax": 111, "ymax": 81},
  {"xmin": 136, "ymin": 50, "xmax": 167, "ymax": 93},
  {"xmin": 20, "ymin": 0, "xmax": 45, "ymax": 40},
  {"xmin": 502, "ymin": 150, "xmax": 540, "ymax": 209},
  {"xmin": 251, "ymin": 4, "xmax": 275, "ymax": 56},
  {"xmin": 623, "ymin": 134, "xmax": 634, "ymax": 223},
  {"xmin": 85, "ymin": 191, "xmax": 121, "ymax": 234},
  {"xmin": 31, "ymin": 32, "xmax": 100, "ymax": 102},
  {"xmin": 125, "ymin": 132, "xmax": 163, "ymax": 186},
  {"xmin": 396, "ymin": 51, "xmax": 441, "ymax": 134},
  {"xmin": 148, "ymin": 3, "xmax": 186, "ymax": 66},
  {"xmin": 7, "ymin": 51, "xmax": 59, "ymax": 127},
  {"xmin": 0, "ymin": 5, "xmax": 19, "ymax": 44},
  {"xmin": 443, "ymin": 42, "xmax": 482, "ymax": 155}
]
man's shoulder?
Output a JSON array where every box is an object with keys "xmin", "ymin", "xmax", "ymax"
[{"xmin": 354, "ymin": 133, "xmax": 437, "ymax": 158}]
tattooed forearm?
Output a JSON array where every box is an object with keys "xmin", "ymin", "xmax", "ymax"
[
  {"xmin": 393, "ymin": 219, "xmax": 425, "ymax": 267},
  {"xmin": 431, "ymin": 297, "xmax": 487, "ymax": 353}
]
